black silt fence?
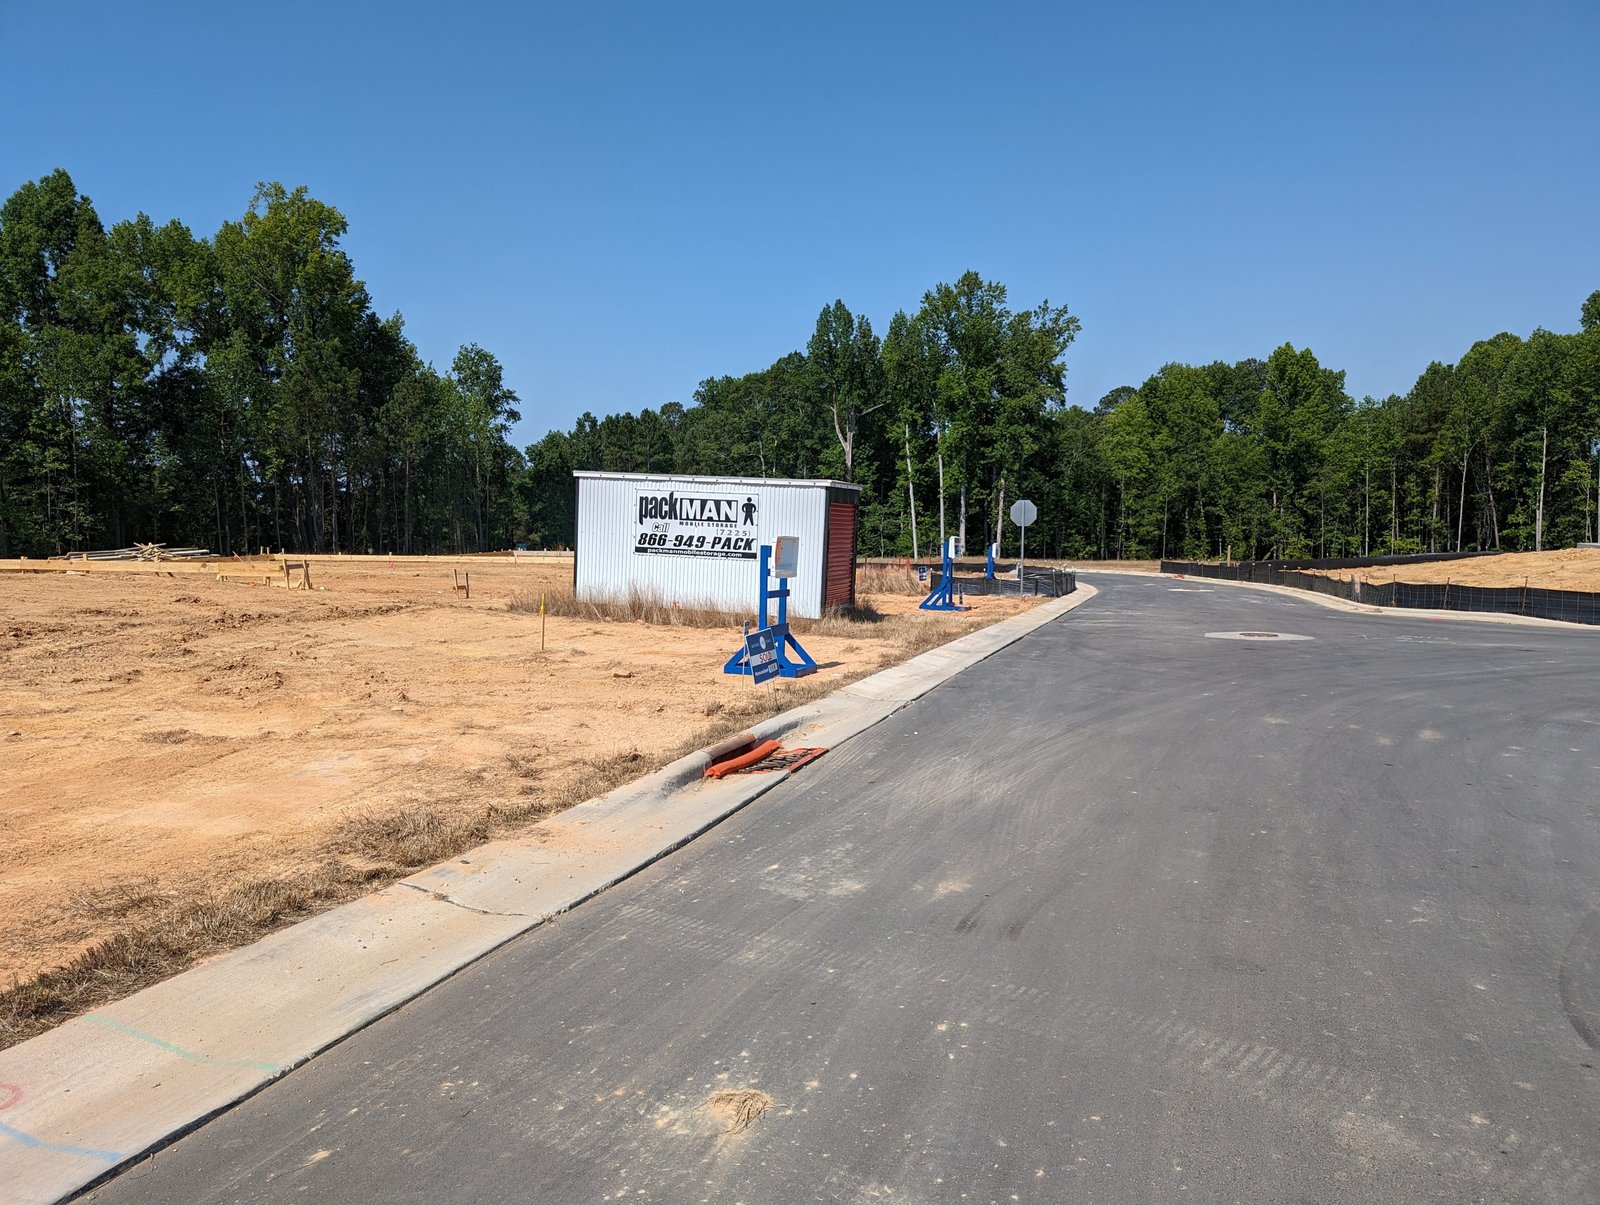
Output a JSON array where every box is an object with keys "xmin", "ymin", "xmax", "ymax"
[
  {"xmin": 1161, "ymin": 562, "xmax": 1600, "ymax": 626},
  {"xmin": 939, "ymin": 568, "xmax": 1076, "ymax": 598}
]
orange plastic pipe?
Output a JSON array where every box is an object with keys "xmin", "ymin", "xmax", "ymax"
[{"xmin": 704, "ymin": 739, "xmax": 782, "ymax": 780}]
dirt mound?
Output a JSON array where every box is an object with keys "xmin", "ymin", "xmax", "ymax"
[{"xmin": 1327, "ymin": 549, "xmax": 1600, "ymax": 591}]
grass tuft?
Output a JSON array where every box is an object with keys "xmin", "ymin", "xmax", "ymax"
[
  {"xmin": 854, "ymin": 563, "xmax": 926, "ymax": 597},
  {"xmin": 707, "ymin": 1088, "xmax": 775, "ymax": 1134},
  {"xmin": 327, "ymin": 806, "xmax": 492, "ymax": 869}
]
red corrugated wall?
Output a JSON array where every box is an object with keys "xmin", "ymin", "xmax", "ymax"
[{"xmin": 825, "ymin": 503, "xmax": 856, "ymax": 608}]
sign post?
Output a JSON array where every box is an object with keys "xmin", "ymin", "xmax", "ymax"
[
  {"xmin": 723, "ymin": 543, "xmax": 818, "ymax": 679},
  {"xmin": 918, "ymin": 536, "xmax": 969, "ymax": 611},
  {"xmin": 1010, "ymin": 499, "xmax": 1037, "ymax": 596}
]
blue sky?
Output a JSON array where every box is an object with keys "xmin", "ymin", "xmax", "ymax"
[{"xmin": 3, "ymin": 2, "xmax": 1596, "ymax": 450}]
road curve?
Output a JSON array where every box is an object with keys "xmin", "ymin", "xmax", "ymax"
[{"xmin": 88, "ymin": 573, "xmax": 1600, "ymax": 1203}]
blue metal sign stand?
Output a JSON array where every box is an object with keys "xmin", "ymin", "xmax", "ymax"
[
  {"xmin": 984, "ymin": 542, "xmax": 998, "ymax": 580},
  {"xmin": 724, "ymin": 544, "xmax": 818, "ymax": 679},
  {"xmin": 919, "ymin": 538, "xmax": 969, "ymax": 611}
]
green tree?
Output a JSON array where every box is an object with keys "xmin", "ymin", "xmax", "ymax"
[
  {"xmin": 1099, "ymin": 390, "xmax": 1155, "ymax": 558},
  {"xmin": 913, "ymin": 272, "xmax": 1079, "ymax": 553},
  {"xmin": 807, "ymin": 300, "xmax": 884, "ymax": 483}
]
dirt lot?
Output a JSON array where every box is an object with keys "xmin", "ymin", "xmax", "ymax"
[
  {"xmin": 0, "ymin": 557, "xmax": 1044, "ymax": 998},
  {"xmin": 1319, "ymin": 547, "xmax": 1600, "ymax": 590}
]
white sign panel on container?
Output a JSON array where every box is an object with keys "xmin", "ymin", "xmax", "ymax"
[{"xmin": 634, "ymin": 488, "xmax": 759, "ymax": 560}]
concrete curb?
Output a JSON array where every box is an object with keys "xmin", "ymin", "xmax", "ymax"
[{"xmin": 0, "ymin": 586, "xmax": 1097, "ymax": 1205}]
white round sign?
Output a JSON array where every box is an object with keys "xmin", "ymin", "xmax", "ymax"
[{"xmin": 1010, "ymin": 499, "xmax": 1037, "ymax": 528}]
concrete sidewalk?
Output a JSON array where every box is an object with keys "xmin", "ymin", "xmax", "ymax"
[{"xmin": 0, "ymin": 585, "xmax": 1096, "ymax": 1205}]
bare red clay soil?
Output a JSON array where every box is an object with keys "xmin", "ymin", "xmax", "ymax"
[
  {"xmin": 0, "ymin": 557, "xmax": 1041, "ymax": 986},
  {"xmin": 1323, "ymin": 547, "xmax": 1600, "ymax": 590}
]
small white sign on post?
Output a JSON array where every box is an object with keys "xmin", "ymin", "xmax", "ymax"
[
  {"xmin": 772, "ymin": 535, "xmax": 800, "ymax": 579},
  {"xmin": 1009, "ymin": 499, "xmax": 1037, "ymax": 596}
]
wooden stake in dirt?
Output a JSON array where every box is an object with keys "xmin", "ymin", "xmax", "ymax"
[{"xmin": 540, "ymin": 591, "xmax": 547, "ymax": 651}]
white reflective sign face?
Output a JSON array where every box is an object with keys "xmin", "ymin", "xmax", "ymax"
[{"xmin": 773, "ymin": 536, "xmax": 799, "ymax": 578}]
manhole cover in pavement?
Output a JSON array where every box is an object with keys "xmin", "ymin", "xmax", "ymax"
[{"xmin": 1205, "ymin": 631, "xmax": 1313, "ymax": 642}]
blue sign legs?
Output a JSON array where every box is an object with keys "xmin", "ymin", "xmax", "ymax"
[
  {"xmin": 724, "ymin": 544, "xmax": 819, "ymax": 679},
  {"xmin": 919, "ymin": 539, "xmax": 969, "ymax": 611}
]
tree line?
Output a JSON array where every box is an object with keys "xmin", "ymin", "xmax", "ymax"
[
  {"xmin": 1, "ymin": 171, "xmax": 522, "ymax": 557},
  {"xmin": 522, "ymin": 275, "xmax": 1082, "ymax": 559},
  {"xmin": 1091, "ymin": 316, "xmax": 1600, "ymax": 562},
  {"xmin": 525, "ymin": 287, "xmax": 1600, "ymax": 563},
  {"xmin": 5, "ymin": 171, "xmax": 1597, "ymax": 562}
]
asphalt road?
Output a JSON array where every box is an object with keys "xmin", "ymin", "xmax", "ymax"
[{"xmin": 88, "ymin": 574, "xmax": 1600, "ymax": 1203}]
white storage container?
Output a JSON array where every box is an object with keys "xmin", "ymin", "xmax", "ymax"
[{"xmin": 572, "ymin": 472, "xmax": 861, "ymax": 619}]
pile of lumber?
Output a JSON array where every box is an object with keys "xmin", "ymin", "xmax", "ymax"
[
  {"xmin": 52, "ymin": 543, "xmax": 213, "ymax": 563},
  {"xmin": 1, "ymin": 550, "xmax": 308, "ymax": 588}
]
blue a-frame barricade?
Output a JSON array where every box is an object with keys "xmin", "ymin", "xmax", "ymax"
[
  {"xmin": 724, "ymin": 544, "xmax": 818, "ymax": 679},
  {"xmin": 920, "ymin": 537, "xmax": 969, "ymax": 611}
]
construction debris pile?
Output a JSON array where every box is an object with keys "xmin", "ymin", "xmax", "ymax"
[
  {"xmin": 2, "ymin": 545, "xmax": 313, "ymax": 589},
  {"xmin": 52, "ymin": 543, "xmax": 213, "ymax": 563}
]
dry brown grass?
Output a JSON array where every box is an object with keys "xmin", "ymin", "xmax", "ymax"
[
  {"xmin": 509, "ymin": 586, "xmax": 745, "ymax": 629},
  {"xmin": 886, "ymin": 618, "xmax": 976, "ymax": 658},
  {"xmin": 328, "ymin": 806, "xmax": 494, "ymax": 869},
  {"xmin": 790, "ymin": 599, "xmax": 885, "ymax": 634},
  {"xmin": 72, "ymin": 880, "xmax": 172, "ymax": 921},
  {"xmin": 854, "ymin": 563, "xmax": 926, "ymax": 596},
  {"xmin": 793, "ymin": 603, "xmax": 976, "ymax": 658},
  {"xmin": 510, "ymin": 583, "xmax": 964, "ymax": 663},
  {"xmin": 707, "ymin": 1088, "xmax": 775, "ymax": 1134},
  {"xmin": 0, "ymin": 862, "xmax": 386, "ymax": 1048}
]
